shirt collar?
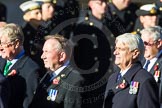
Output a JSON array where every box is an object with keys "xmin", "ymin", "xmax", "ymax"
[
  {"xmin": 7, "ymin": 50, "xmax": 25, "ymax": 69},
  {"xmin": 120, "ymin": 67, "xmax": 130, "ymax": 76},
  {"xmin": 53, "ymin": 61, "xmax": 70, "ymax": 77}
]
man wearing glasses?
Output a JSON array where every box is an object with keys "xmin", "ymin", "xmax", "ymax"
[
  {"xmin": 140, "ymin": 26, "xmax": 162, "ymax": 107},
  {"xmin": 0, "ymin": 23, "xmax": 41, "ymax": 108}
]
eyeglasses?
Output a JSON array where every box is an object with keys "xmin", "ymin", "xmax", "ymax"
[
  {"xmin": 143, "ymin": 41, "xmax": 157, "ymax": 46},
  {"xmin": 0, "ymin": 41, "xmax": 15, "ymax": 48}
]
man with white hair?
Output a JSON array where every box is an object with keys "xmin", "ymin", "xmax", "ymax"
[
  {"xmin": 140, "ymin": 26, "xmax": 162, "ymax": 107},
  {"xmin": 103, "ymin": 33, "xmax": 160, "ymax": 108}
]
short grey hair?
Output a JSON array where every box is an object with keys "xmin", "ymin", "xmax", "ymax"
[
  {"xmin": 140, "ymin": 26, "xmax": 162, "ymax": 41},
  {"xmin": 116, "ymin": 33, "xmax": 145, "ymax": 61},
  {"xmin": 45, "ymin": 34, "xmax": 72, "ymax": 59},
  {"xmin": 0, "ymin": 23, "xmax": 24, "ymax": 45}
]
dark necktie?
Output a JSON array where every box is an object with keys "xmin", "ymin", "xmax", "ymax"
[
  {"xmin": 4, "ymin": 61, "xmax": 12, "ymax": 76},
  {"xmin": 49, "ymin": 72, "xmax": 56, "ymax": 82},
  {"xmin": 117, "ymin": 73, "xmax": 122, "ymax": 81},
  {"xmin": 144, "ymin": 60, "xmax": 150, "ymax": 71}
]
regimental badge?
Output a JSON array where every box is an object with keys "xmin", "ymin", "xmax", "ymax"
[
  {"xmin": 154, "ymin": 63, "xmax": 161, "ymax": 82},
  {"xmin": 61, "ymin": 74, "xmax": 65, "ymax": 78},
  {"xmin": 131, "ymin": 31, "xmax": 137, "ymax": 35},
  {"xmin": 150, "ymin": 7, "xmax": 157, "ymax": 14},
  {"xmin": 47, "ymin": 89, "xmax": 58, "ymax": 101},
  {"xmin": 116, "ymin": 79, "xmax": 126, "ymax": 89},
  {"xmin": 129, "ymin": 81, "xmax": 139, "ymax": 95}
]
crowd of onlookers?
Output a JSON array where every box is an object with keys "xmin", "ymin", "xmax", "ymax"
[{"xmin": 0, "ymin": 0, "xmax": 162, "ymax": 108}]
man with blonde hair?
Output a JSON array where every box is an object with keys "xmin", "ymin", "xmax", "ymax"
[{"xmin": 0, "ymin": 23, "xmax": 41, "ymax": 108}]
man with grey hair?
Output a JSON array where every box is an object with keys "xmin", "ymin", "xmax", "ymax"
[
  {"xmin": 29, "ymin": 34, "xmax": 84, "ymax": 108},
  {"xmin": 140, "ymin": 26, "xmax": 162, "ymax": 106},
  {"xmin": 0, "ymin": 23, "xmax": 41, "ymax": 108},
  {"xmin": 103, "ymin": 33, "xmax": 159, "ymax": 108}
]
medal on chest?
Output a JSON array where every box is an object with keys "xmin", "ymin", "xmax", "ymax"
[
  {"xmin": 47, "ymin": 89, "xmax": 58, "ymax": 101},
  {"xmin": 129, "ymin": 81, "xmax": 139, "ymax": 95}
]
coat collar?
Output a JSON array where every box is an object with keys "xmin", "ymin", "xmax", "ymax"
[
  {"xmin": 47, "ymin": 65, "xmax": 73, "ymax": 90},
  {"xmin": 0, "ymin": 55, "xmax": 28, "ymax": 76},
  {"xmin": 8, "ymin": 55, "xmax": 28, "ymax": 74},
  {"xmin": 123, "ymin": 62, "xmax": 142, "ymax": 84},
  {"xmin": 147, "ymin": 52, "xmax": 162, "ymax": 74},
  {"xmin": 111, "ymin": 62, "xmax": 142, "ymax": 94}
]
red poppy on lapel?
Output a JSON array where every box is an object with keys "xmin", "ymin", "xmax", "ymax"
[
  {"xmin": 116, "ymin": 79, "xmax": 126, "ymax": 89},
  {"xmin": 8, "ymin": 69, "xmax": 17, "ymax": 76},
  {"xmin": 52, "ymin": 77, "xmax": 60, "ymax": 85},
  {"xmin": 153, "ymin": 63, "xmax": 161, "ymax": 82},
  {"xmin": 154, "ymin": 63, "xmax": 159, "ymax": 71},
  {"xmin": 119, "ymin": 83, "xmax": 126, "ymax": 89}
]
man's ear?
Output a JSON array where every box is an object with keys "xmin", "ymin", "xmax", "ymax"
[
  {"xmin": 132, "ymin": 49, "xmax": 140, "ymax": 59},
  {"xmin": 139, "ymin": 16, "xmax": 144, "ymax": 24},
  {"xmin": 157, "ymin": 39, "xmax": 162, "ymax": 48},
  {"xmin": 59, "ymin": 51, "xmax": 66, "ymax": 63},
  {"xmin": 14, "ymin": 39, "xmax": 20, "ymax": 49},
  {"xmin": 88, "ymin": 1, "xmax": 93, "ymax": 9}
]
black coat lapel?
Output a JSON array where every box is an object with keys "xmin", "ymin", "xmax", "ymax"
[
  {"xmin": 47, "ymin": 66, "xmax": 73, "ymax": 90},
  {"xmin": 111, "ymin": 62, "xmax": 142, "ymax": 94},
  {"xmin": 0, "ymin": 57, "xmax": 6, "ymax": 73},
  {"xmin": 7, "ymin": 55, "xmax": 28, "ymax": 75},
  {"xmin": 150, "ymin": 53, "xmax": 162, "ymax": 75}
]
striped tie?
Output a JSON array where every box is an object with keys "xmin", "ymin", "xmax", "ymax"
[
  {"xmin": 144, "ymin": 60, "xmax": 150, "ymax": 71},
  {"xmin": 117, "ymin": 73, "xmax": 122, "ymax": 81}
]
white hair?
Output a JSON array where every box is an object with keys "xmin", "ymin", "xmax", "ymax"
[{"xmin": 116, "ymin": 33, "xmax": 145, "ymax": 61}]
